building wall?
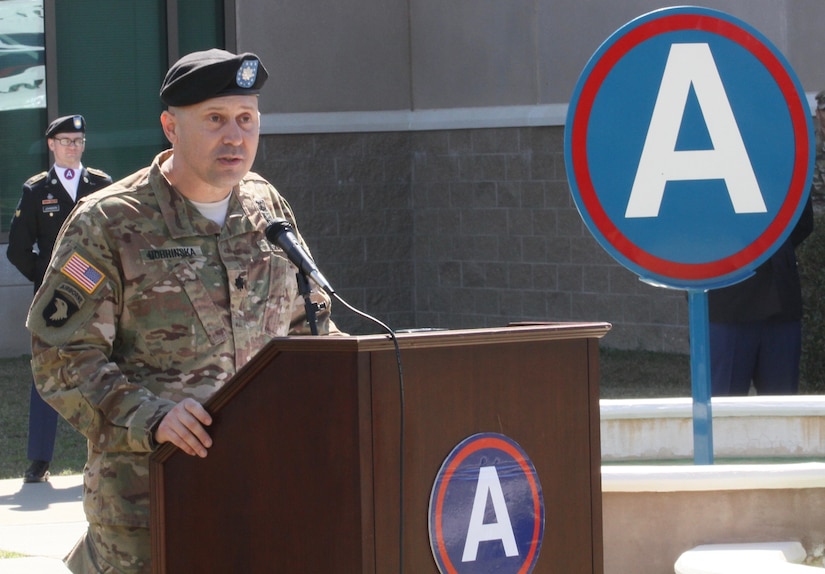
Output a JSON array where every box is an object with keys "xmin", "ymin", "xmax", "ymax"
[
  {"xmin": 239, "ymin": 0, "xmax": 823, "ymax": 352},
  {"xmin": 0, "ymin": 124, "xmax": 690, "ymax": 355},
  {"xmin": 254, "ymin": 126, "xmax": 690, "ymax": 350},
  {"xmin": 241, "ymin": 0, "xmax": 825, "ymax": 115},
  {"xmin": 0, "ymin": 260, "xmax": 33, "ymax": 357}
]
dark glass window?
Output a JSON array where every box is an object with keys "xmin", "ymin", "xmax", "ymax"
[
  {"xmin": 0, "ymin": 0, "xmax": 225, "ymax": 235},
  {"xmin": 0, "ymin": 0, "xmax": 47, "ymax": 236}
]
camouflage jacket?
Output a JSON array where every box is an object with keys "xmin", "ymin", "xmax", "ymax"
[
  {"xmin": 27, "ymin": 149, "xmax": 338, "ymax": 528},
  {"xmin": 813, "ymin": 128, "xmax": 825, "ymax": 196}
]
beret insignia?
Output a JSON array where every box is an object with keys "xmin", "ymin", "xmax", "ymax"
[{"xmin": 236, "ymin": 60, "xmax": 259, "ymax": 88}]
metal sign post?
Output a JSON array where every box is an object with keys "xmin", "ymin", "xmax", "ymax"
[{"xmin": 687, "ymin": 289, "xmax": 713, "ymax": 464}]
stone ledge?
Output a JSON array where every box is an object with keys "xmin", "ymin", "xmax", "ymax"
[
  {"xmin": 601, "ymin": 396, "xmax": 825, "ymax": 420},
  {"xmin": 600, "ymin": 396, "xmax": 825, "ymax": 461},
  {"xmin": 674, "ymin": 541, "xmax": 819, "ymax": 573},
  {"xmin": 602, "ymin": 462, "xmax": 825, "ymax": 493}
]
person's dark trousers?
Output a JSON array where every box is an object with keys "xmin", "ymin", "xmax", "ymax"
[
  {"xmin": 27, "ymin": 380, "xmax": 58, "ymax": 462},
  {"xmin": 710, "ymin": 321, "xmax": 802, "ymax": 396}
]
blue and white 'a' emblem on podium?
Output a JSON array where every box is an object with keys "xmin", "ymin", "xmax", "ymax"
[{"xmin": 428, "ymin": 433, "xmax": 544, "ymax": 574}]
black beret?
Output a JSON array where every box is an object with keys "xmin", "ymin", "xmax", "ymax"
[
  {"xmin": 45, "ymin": 115, "xmax": 85, "ymax": 138},
  {"xmin": 159, "ymin": 49, "xmax": 269, "ymax": 107}
]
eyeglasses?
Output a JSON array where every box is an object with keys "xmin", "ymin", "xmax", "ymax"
[{"xmin": 54, "ymin": 137, "xmax": 86, "ymax": 147}]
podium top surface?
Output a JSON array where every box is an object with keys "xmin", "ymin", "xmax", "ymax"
[{"xmin": 269, "ymin": 321, "xmax": 612, "ymax": 352}]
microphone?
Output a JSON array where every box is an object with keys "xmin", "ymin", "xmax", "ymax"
[{"xmin": 265, "ymin": 219, "xmax": 335, "ymax": 294}]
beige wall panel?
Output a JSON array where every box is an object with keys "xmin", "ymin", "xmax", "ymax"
[
  {"xmin": 785, "ymin": 0, "xmax": 825, "ymax": 92},
  {"xmin": 236, "ymin": 0, "xmax": 412, "ymax": 113},
  {"xmin": 409, "ymin": 0, "xmax": 538, "ymax": 108},
  {"xmin": 236, "ymin": 0, "xmax": 825, "ymax": 114},
  {"xmin": 540, "ymin": 0, "xmax": 796, "ymax": 103}
]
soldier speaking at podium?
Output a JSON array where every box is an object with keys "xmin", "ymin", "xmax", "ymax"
[
  {"xmin": 7, "ymin": 114, "xmax": 111, "ymax": 483},
  {"xmin": 26, "ymin": 49, "xmax": 340, "ymax": 573}
]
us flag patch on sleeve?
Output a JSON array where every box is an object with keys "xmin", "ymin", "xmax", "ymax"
[{"xmin": 61, "ymin": 253, "xmax": 105, "ymax": 294}]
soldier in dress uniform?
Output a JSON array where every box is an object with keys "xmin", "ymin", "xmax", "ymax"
[{"xmin": 6, "ymin": 114, "xmax": 112, "ymax": 483}]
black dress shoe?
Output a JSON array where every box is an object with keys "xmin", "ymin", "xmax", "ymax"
[{"xmin": 24, "ymin": 460, "xmax": 50, "ymax": 483}]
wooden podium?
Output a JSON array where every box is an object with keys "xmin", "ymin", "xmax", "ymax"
[{"xmin": 150, "ymin": 322, "xmax": 609, "ymax": 573}]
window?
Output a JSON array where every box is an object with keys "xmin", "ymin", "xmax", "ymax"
[
  {"xmin": 0, "ymin": 0, "xmax": 47, "ymax": 236},
  {"xmin": 0, "ymin": 0, "xmax": 226, "ymax": 236}
]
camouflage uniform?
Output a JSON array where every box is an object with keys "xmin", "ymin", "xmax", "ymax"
[
  {"xmin": 27, "ymin": 149, "xmax": 338, "ymax": 572},
  {"xmin": 812, "ymin": 91, "xmax": 825, "ymax": 199},
  {"xmin": 813, "ymin": 127, "xmax": 825, "ymax": 196}
]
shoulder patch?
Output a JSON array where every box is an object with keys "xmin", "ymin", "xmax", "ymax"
[
  {"xmin": 24, "ymin": 172, "xmax": 48, "ymax": 186},
  {"xmin": 42, "ymin": 285, "xmax": 84, "ymax": 328},
  {"xmin": 61, "ymin": 253, "xmax": 106, "ymax": 294},
  {"xmin": 87, "ymin": 167, "xmax": 111, "ymax": 179}
]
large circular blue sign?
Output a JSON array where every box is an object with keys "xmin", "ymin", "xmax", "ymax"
[
  {"xmin": 564, "ymin": 7, "xmax": 813, "ymax": 289},
  {"xmin": 428, "ymin": 433, "xmax": 544, "ymax": 574}
]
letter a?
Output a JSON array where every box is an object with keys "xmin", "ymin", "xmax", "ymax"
[
  {"xmin": 461, "ymin": 466, "xmax": 519, "ymax": 562},
  {"xmin": 625, "ymin": 43, "xmax": 766, "ymax": 218}
]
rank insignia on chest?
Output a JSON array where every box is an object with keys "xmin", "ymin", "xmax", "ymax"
[{"xmin": 42, "ymin": 197, "xmax": 60, "ymax": 214}]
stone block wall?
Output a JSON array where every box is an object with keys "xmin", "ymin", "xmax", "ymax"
[{"xmin": 253, "ymin": 125, "xmax": 690, "ymax": 351}]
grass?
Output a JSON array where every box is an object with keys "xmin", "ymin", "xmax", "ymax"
[
  {"xmin": 599, "ymin": 347, "xmax": 825, "ymax": 398},
  {"xmin": 599, "ymin": 348, "xmax": 692, "ymax": 398},
  {"xmin": 0, "ymin": 348, "xmax": 821, "ymax": 480},
  {"xmin": 0, "ymin": 355, "xmax": 86, "ymax": 481}
]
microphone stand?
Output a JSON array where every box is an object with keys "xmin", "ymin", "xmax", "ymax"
[
  {"xmin": 274, "ymin": 226, "xmax": 404, "ymax": 572},
  {"xmin": 295, "ymin": 271, "xmax": 320, "ymax": 335}
]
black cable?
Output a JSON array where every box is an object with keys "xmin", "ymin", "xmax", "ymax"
[{"xmin": 330, "ymin": 292, "xmax": 405, "ymax": 574}]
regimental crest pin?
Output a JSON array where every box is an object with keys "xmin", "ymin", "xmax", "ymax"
[
  {"xmin": 72, "ymin": 116, "xmax": 83, "ymax": 130},
  {"xmin": 236, "ymin": 59, "xmax": 259, "ymax": 88}
]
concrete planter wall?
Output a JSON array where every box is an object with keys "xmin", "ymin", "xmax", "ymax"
[
  {"xmin": 600, "ymin": 397, "xmax": 825, "ymax": 574},
  {"xmin": 601, "ymin": 397, "xmax": 825, "ymax": 462}
]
